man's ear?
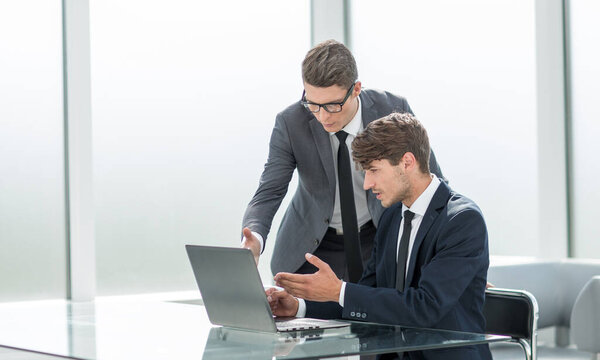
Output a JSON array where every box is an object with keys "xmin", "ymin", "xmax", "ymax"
[
  {"xmin": 401, "ymin": 152, "xmax": 417, "ymax": 171},
  {"xmin": 353, "ymin": 81, "xmax": 362, "ymax": 97}
]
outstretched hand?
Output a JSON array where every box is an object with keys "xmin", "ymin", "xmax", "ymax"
[
  {"xmin": 274, "ymin": 253, "xmax": 342, "ymax": 302},
  {"xmin": 241, "ymin": 227, "xmax": 261, "ymax": 265}
]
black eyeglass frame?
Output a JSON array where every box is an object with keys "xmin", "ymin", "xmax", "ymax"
[{"xmin": 300, "ymin": 82, "xmax": 357, "ymax": 113}]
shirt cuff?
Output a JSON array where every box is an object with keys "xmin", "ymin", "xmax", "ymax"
[
  {"xmin": 296, "ymin": 298, "xmax": 307, "ymax": 317},
  {"xmin": 251, "ymin": 231, "xmax": 265, "ymax": 253},
  {"xmin": 338, "ymin": 281, "xmax": 347, "ymax": 307}
]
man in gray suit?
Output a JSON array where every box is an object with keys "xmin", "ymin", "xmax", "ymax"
[{"xmin": 241, "ymin": 40, "xmax": 444, "ymax": 282}]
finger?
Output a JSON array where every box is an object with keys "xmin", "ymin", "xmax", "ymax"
[
  {"xmin": 269, "ymin": 290, "xmax": 288, "ymax": 301},
  {"xmin": 242, "ymin": 227, "xmax": 255, "ymax": 241},
  {"xmin": 274, "ymin": 279, "xmax": 297, "ymax": 293},
  {"xmin": 265, "ymin": 287, "xmax": 278, "ymax": 296},
  {"xmin": 276, "ymin": 282, "xmax": 308, "ymax": 299},
  {"xmin": 275, "ymin": 277, "xmax": 295, "ymax": 290},
  {"xmin": 305, "ymin": 253, "xmax": 330, "ymax": 271},
  {"xmin": 274, "ymin": 272, "xmax": 308, "ymax": 284},
  {"xmin": 267, "ymin": 295, "xmax": 279, "ymax": 307},
  {"xmin": 269, "ymin": 301, "xmax": 278, "ymax": 312},
  {"xmin": 268, "ymin": 292, "xmax": 282, "ymax": 307},
  {"xmin": 275, "ymin": 278, "xmax": 307, "ymax": 294}
]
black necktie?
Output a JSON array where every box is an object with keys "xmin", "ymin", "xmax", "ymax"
[
  {"xmin": 396, "ymin": 210, "xmax": 415, "ymax": 291},
  {"xmin": 335, "ymin": 131, "xmax": 363, "ymax": 283}
]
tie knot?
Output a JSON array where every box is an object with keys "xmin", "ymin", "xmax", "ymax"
[
  {"xmin": 335, "ymin": 131, "xmax": 348, "ymax": 143},
  {"xmin": 403, "ymin": 210, "xmax": 415, "ymax": 223}
]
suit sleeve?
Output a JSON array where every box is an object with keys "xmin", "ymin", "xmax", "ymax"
[
  {"xmin": 241, "ymin": 113, "xmax": 296, "ymax": 244},
  {"xmin": 343, "ymin": 208, "xmax": 488, "ymax": 328},
  {"xmin": 305, "ymin": 300, "xmax": 343, "ymax": 319}
]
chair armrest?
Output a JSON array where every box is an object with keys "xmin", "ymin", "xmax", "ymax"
[
  {"xmin": 484, "ymin": 288, "xmax": 539, "ymax": 360},
  {"xmin": 571, "ymin": 275, "xmax": 600, "ymax": 353}
]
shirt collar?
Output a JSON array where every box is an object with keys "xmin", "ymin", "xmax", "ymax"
[
  {"xmin": 329, "ymin": 97, "xmax": 362, "ymax": 137},
  {"xmin": 402, "ymin": 174, "xmax": 441, "ymax": 217}
]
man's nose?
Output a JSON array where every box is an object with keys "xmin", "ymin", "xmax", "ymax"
[
  {"xmin": 363, "ymin": 173, "xmax": 373, "ymax": 190},
  {"xmin": 315, "ymin": 107, "xmax": 330, "ymax": 122}
]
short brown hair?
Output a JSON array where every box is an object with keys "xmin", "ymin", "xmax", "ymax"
[
  {"xmin": 352, "ymin": 112, "xmax": 431, "ymax": 174},
  {"xmin": 302, "ymin": 40, "xmax": 357, "ymax": 88}
]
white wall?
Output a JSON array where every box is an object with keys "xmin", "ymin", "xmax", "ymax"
[
  {"xmin": 90, "ymin": 0, "xmax": 310, "ymax": 294},
  {"xmin": 0, "ymin": 1, "xmax": 67, "ymax": 301},
  {"xmin": 569, "ymin": 0, "xmax": 600, "ymax": 258},
  {"xmin": 351, "ymin": 0, "xmax": 539, "ymax": 256}
]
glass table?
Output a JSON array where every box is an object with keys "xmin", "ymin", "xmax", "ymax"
[{"xmin": 0, "ymin": 294, "xmax": 508, "ymax": 359}]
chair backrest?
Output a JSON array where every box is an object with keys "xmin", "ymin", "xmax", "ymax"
[
  {"xmin": 570, "ymin": 275, "xmax": 600, "ymax": 354},
  {"xmin": 484, "ymin": 288, "xmax": 539, "ymax": 360},
  {"xmin": 488, "ymin": 261, "xmax": 563, "ymax": 329},
  {"xmin": 558, "ymin": 261, "xmax": 600, "ymax": 327}
]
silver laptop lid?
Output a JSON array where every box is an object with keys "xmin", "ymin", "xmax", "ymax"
[{"xmin": 185, "ymin": 245, "xmax": 278, "ymax": 333}]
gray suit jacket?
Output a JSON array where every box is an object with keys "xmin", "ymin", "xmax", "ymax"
[{"xmin": 242, "ymin": 89, "xmax": 445, "ymax": 275}]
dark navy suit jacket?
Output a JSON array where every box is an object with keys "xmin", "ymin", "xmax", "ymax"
[{"xmin": 305, "ymin": 181, "xmax": 492, "ymax": 360}]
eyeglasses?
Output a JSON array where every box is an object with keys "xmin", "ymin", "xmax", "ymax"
[{"xmin": 301, "ymin": 83, "xmax": 356, "ymax": 113}]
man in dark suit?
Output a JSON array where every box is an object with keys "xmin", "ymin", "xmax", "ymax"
[
  {"xmin": 241, "ymin": 40, "xmax": 444, "ymax": 282},
  {"xmin": 268, "ymin": 113, "xmax": 492, "ymax": 360}
]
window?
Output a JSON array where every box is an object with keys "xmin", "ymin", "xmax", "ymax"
[
  {"xmin": 90, "ymin": 0, "xmax": 310, "ymax": 294},
  {"xmin": 351, "ymin": 0, "xmax": 538, "ymax": 255}
]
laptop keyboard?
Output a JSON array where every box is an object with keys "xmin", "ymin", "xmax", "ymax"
[{"xmin": 275, "ymin": 318, "xmax": 348, "ymax": 332}]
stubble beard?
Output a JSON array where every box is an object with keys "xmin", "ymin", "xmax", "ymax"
[{"xmin": 384, "ymin": 171, "xmax": 411, "ymax": 208}]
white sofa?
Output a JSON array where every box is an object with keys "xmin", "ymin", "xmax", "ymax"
[{"xmin": 487, "ymin": 258, "xmax": 600, "ymax": 360}]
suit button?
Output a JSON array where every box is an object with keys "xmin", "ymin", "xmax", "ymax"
[
  {"xmin": 350, "ymin": 312, "xmax": 355, "ymax": 317},
  {"xmin": 362, "ymin": 313, "xmax": 367, "ymax": 319},
  {"xmin": 314, "ymin": 239, "xmax": 319, "ymax": 245},
  {"xmin": 324, "ymin": 218, "xmax": 330, "ymax": 224}
]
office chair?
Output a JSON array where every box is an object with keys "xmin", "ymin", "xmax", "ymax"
[{"xmin": 484, "ymin": 288, "xmax": 539, "ymax": 360}]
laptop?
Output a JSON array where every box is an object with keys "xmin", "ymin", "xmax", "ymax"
[{"xmin": 185, "ymin": 245, "xmax": 350, "ymax": 333}]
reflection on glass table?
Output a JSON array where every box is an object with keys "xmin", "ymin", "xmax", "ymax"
[
  {"xmin": 0, "ymin": 296, "xmax": 508, "ymax": 360},
  {"xmin": 203, "ymin": 322, "xmax": 506, "ymax": 360}
]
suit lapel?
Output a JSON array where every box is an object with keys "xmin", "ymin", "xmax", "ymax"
[
  {"xmin": 361, "ymin": 92, "xmax": 382, "ymax": 214},
  {"xmin": 308, "ymin": 118, "xmax": 336, "ymax": 199},
  {"xmin": 360, "ymin": 91, "xmax": 378, "ymax": 127},
  {"xmin": 385, "ymin": 205, "xmax": 404, "ymax": 287},
  {"xmin": 405, "ymin": 182, "xmax": 451, "ymax": 287}
]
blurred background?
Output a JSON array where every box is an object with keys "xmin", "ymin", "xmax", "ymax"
[{"xmin": 1, "ymin": 0, "xmax": 598, "ymax": 302}]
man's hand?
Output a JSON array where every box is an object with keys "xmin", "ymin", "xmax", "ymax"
[
  {"xmin": 274, "ymin": 253, "xmax": 342, "ymax": 302},
  {"xmin": 266, "ymin": 288, "xmax": 299, "ymax": 317},
  {"xmin": 241, "ymin": 227, "xmax": 261, "ymax": 265}
]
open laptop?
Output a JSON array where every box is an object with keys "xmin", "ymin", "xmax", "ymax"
[{"xmin": 185, "ymin": 245, "xmax": 350, "ymax": 333}]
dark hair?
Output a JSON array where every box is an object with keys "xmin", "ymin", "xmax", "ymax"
[
  {"xmin": 302, "ymin": 40, "xmax": 358, "ymax": 88},
  {"xmin": 352, "ymin": 112, "xmax": 431, "ymax": 174}
]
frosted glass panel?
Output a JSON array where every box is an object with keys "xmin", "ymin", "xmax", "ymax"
[
  {"xmin": 569, "ymin": 0, "xmax": 600, "ymax": 258},
  {"xmin": 91, "ymin": 0, "xmax": 310, "ymax": 294},
  {"xmin": 0, "ymin": 1, "xmax": 67, "ymax": 301},
  {"xmin": 351, "ymin": 0, "xmax": 538, "ymax": 256}
]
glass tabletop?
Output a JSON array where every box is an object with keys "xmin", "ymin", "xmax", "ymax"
[{"xmin": 0, "ymin": 297, "xmax": 508, "ymax": 359}]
